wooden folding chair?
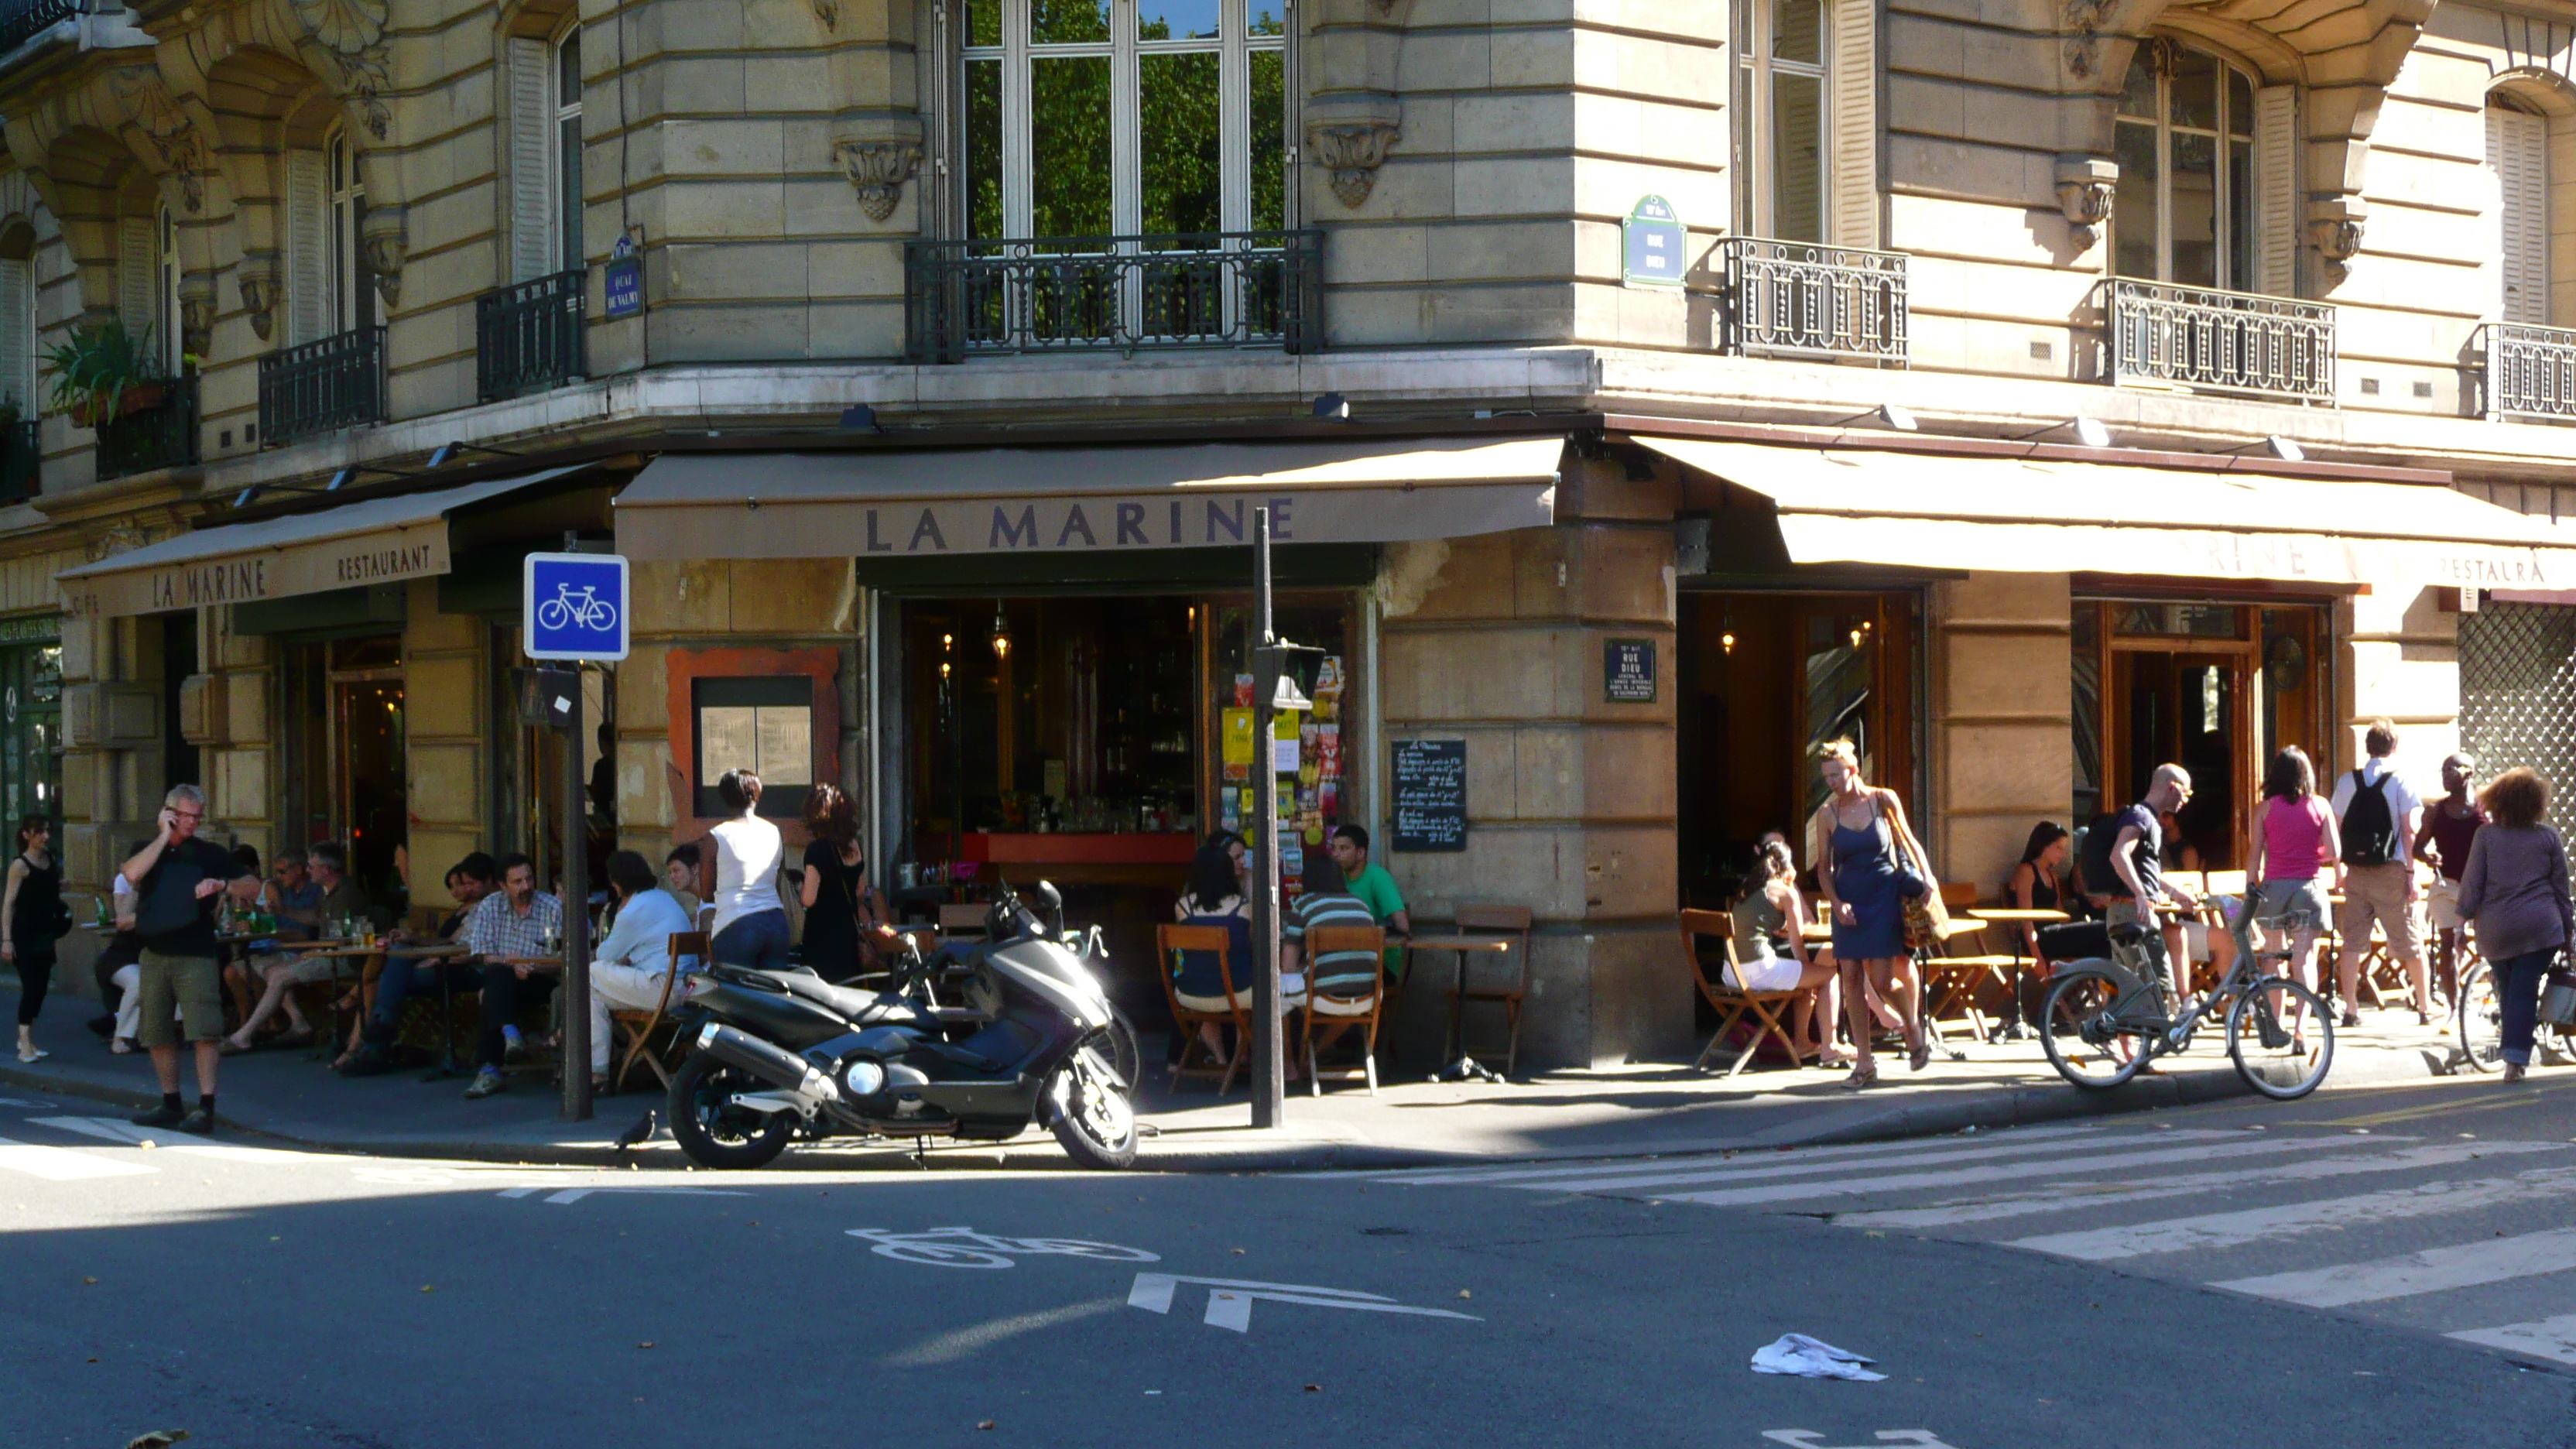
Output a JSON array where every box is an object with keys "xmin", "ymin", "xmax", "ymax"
[
  {"xmin": 1440, "ymin": 904, "xmax": 1534, "ymax": 1078},
  {"xmin": 1302, "ymin": 923, "xmax": 1388, "ymax": 1095},
  {"xmin": 1679, "ymin": 909, "xmax": 1807, "ymax": 1076},
  {"xmin": 1917, "ymin": 885, "xmax": 2011, "ymax": 1045},
  {"xmin": 608, "ymin": 931, "xmax": 705, "ymax": 1093},
  {"xmin": 1156, "ymin": 923, "xmax": 1251, "ymax": 1094}
]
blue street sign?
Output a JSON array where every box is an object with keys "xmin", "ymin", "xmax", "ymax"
[
  {"xmin": 605, "ymin": 252, "xmax": 643, "ymax": 319},
  {"xmin": 523, "ymin": 552, "xmax": 629, "ymax": 661},
  {"xmin": 1622, "ymin": 194, "xmax": 1687, "ymax": 289}
]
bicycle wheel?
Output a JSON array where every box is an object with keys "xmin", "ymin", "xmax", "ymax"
[
  {"xmin": 2457, "ymin": 959, "xmax": 2504, "ymax": 1074},
  {"xmin": 2039, "ymin": 968, "xmax": 2151, "ymax": 1091},
  {"xmin": 536, "ymin": 598, "xmax": 571, "ymax": 630},
  {"xmin": 2227, "ymin": 975, "xmax": 2334, "ymax": 1100}
]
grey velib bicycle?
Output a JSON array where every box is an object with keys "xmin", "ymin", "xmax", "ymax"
[{"xmin": 2038, "ymin": 896, "xmax": 2335, "ymax": 1100}]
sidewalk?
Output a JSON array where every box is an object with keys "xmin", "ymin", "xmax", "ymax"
[{"xmin": 0, "ymin": 981, "xmax": 2482, "ymax": 1171}]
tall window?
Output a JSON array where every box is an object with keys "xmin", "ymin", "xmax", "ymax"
[
  {"xmin": 2113, "ymin": 39, "xmax": 2256, "ymax": 289},
  {"xmin": 1735, "ymin": 0, "xmax": 1827, "ymax": 242},
  {"xmin": 2489, "ymin": 97, "xmax": 2549, "ymax": 325},
  {"xmin": 554, "ymin": 29, "xmax": 584, "ymax": 270},
  {"xmin": 961, "ymin": 0, "xmax": 1286, "ymax": 242},
  {"xmin": 0, "ymin": 236, "xmax": 31, "ymax": 411},
  {"xmin": 327, "ymin": 132, "xmax": 370, "ymax": 333},
  {"xmin": 156, "ymin": 204, "xmax": 180, "ymax": 371}
]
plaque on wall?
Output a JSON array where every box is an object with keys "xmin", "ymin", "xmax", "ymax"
[{"xmin": 1605, "ymin": 638, "xmax": 1656, "ymax": 702}]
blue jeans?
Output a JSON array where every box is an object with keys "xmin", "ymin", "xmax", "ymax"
[
  {"xmin": 2496, "ymin": 949, "xmax": 2561, "ymax": 1066},
  {"xmin": 365, "ymin": 957, "xmax": 478, "ymax": 1041},
  {"xmin": 711, "ymin": 909, "xmax": 790, "ymax": 971}
]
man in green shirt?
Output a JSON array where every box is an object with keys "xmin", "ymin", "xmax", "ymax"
[{"xmin": 1328, "ymin": 825, "xmax": 1410, "ymax": 981}]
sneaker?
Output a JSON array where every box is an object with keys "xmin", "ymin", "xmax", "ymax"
[
  {"xmin": 503, "ymin": 1033, "xmax": 530, "ymax": 1064},
  {"xmin": 177, "ymin": 1105, "xmax": 215, "ymax": 1136},
  {"xmin": 464, "ymin": 1067, "xmax": 508, "ymax": 1100},
  {"xmin": 129, "ymin": 1103, "xmax": 185, "ymax": 1128}
]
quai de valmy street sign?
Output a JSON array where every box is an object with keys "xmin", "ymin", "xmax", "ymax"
[{"xmin": 522, "ymin": 552, "xmax": 630, "ymax": 662}]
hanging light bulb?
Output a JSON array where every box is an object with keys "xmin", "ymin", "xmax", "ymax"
[
  {"xmin": 1850, "ymin": 627, "xmax": 1865, "ymax": 647},
  {"xmin": 1721, "ymin": 631, "xmax": 1735, "ymax": 653},
  {"xmin": 940, "ymin": 632, "xmax": 953, "ymax": 652},
  {"xmin": 990, "ymin": 603, "xmax": 1011, "ymax": 660},
  {"xmin": 939, "ymin": 660, "xmax": 951, "ymax": 682}
]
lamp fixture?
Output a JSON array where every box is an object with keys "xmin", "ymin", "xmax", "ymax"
[
  {"xmin": 989, "ymin": 603, "xmax": 1011, "ymax": 661},
  {"xmin": 1273, "ymin": 670, "xmax": 1313, "ymax": 712},
  {"xmin": 1311, "ymin": 392, "xmax": 1351, "ymax": 422},
  {"xmin": 1830, "ymin": 402, "xmax": 1917, "ymax": 433},
  {"xmin": 2224, "ymin": 435, "xmax": 2305, "ymax": 463},
  {"xmin": 2017, "ymin": 416, "xmax": 2112, "ymax": 449},
  {"xmin": 839, "ymin": 404, "xmax": 886, "ymax": 432},
  {"xmin": 423, "ymin": 439, "xmax": 525, "ymax": 469}
]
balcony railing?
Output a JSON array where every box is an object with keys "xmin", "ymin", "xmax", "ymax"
[
  {"xmin": 477, "ymin": 268, "xmax": 586, "ymax": 402},
  {"xmin": 0, "ymin": 0, "xmax": 76, "ymax": 56},
  {"xmin": 2478, "ymin": 322, "xmax": 2576, "ymax": 421},
  {"xmin": 1715, "ymin": 237, "xmax": 1909, "ymax": 365},
  {"xmin": 905, "ymin": 229, "xmax": 1323, "ymax": 363},
  {"xmin": 2102, "ymin": 279, "xmax": 2334, "ymax": 404},
  {"xmin": 96, "ymin": 377, "xmax": 199, "ymax": 481},
  {"xmin": 0, "ymin": 419, "xmax": 36, "ymax": 503},
  {"xmin": 259, "ymin": 325, "xmax": 385, "ymax": 447}
]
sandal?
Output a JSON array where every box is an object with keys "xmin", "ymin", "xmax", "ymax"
[
  {"xmin": 1839, "ymin": 1062, "xmax": 1878, "ymax": 1091},
  {"xmin": 1907, "ymin": 1032, "xmax": 1931, "ymax": 1073}
]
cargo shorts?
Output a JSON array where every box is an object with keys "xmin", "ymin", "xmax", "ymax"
[{"xmin": 135, "ymin": 949, "xmax": 224, "ymax": 1048}]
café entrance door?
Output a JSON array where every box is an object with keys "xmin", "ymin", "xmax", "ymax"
[{"xmin": 2108, "ymin": 649, "xmax": 2245, "ymax": 869}]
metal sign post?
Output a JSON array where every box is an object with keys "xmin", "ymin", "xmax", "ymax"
[
  {"xmin": 1249, "ymin": 507, "xmax": 1286, "ymax": 1129},
  {"xmin": 522, "ymin": 552, "xmax": 629, "ymax": 1124}
]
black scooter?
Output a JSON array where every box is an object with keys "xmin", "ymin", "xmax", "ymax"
[{"xmin": 665, "ymin": 879, "xmax": 1140, "ymax": 1170}]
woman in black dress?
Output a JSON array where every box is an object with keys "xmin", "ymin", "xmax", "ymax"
[
  {"xmin": 799, "ymin": 784, "xmax": 879, "ymax": 981},
  {"xmin": 4, "ymin": 814, "xmax": 63, "ymax": 1063}
]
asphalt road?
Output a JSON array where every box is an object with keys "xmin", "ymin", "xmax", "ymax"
[{"xmin": 6, "ymin": 1075, "xmax": 2576, "ymax": 1449}]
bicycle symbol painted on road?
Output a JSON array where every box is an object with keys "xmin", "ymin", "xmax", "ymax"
[
  {"xmin": 536, "ymin": 581, "xmax": 619, "ymax": 635},
  {"xmin": 846, "ymin": 1225, "xmax": 1160, "ymax": 1269}
]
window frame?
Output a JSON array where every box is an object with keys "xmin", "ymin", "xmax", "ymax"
[
  {"xmin": 958, "ymin": 0, "xmax": 1287, "ymax": 244},
  {"xmin": 2487, "ymin": 94, "xmax": 2551, "ymax": 327},
  {"xmin": 551, "ymin": 27, "xmax": 584, "ymax": 273},
  {"xmin": 156, "ymin": 204, "xmax": 181, "ymax": 372},
  {"xmin": 1734, "ymin": 0, "xmax": 1831, "ymax": 242},
  {"xmin": 2112, "ymin": 37, "xmax": 2259, "ymax": 291},
  {"xmin": 325, "ymin": 128, "xmax": 371, "ymax": 336}
]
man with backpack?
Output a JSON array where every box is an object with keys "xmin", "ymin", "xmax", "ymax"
[
  {"xmin": 2331, "ymin": 718, "xmax": 2429, "ymax": 1027},
  {"xmin": 2081, "ymin": 763, "xmax": 2206, "ymax": 1017}
]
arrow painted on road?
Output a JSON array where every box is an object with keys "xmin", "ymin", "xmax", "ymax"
[
  {"xmin": 495, "ymin": 1185, "xmax": 754, "ymax": 1205},
  {"xmin": 1125, "ymin": 1273, "xmax": 1481, "ymax": 1332},
  {"xmin": 1762, "ymin": 1432, "xmax": 1964, "ymax": 1449}
]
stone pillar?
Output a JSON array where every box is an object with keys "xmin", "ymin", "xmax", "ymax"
[
  {"xmin": 404, "ymin": 581, "xmax": 489, "ymax": 912},
  {"xmin": 1377, "ymin": 462, "xmax": 1682, "ymax": 1070},
  {"xmin": 2338, "ymin": 583, "xmax": 2459, "ymax": 783},
  {"xmin": 189, "ymin": 605, "xmax": 276, "ymax": 862},
  {"xmin": 1927, "ymin": 571, "xmax": 2074, "ymax": 896}
]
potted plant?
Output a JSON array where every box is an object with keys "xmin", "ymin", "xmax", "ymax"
[{"xmin": 42, "ymin": 320, "xmax": 165, "ymax": 428}]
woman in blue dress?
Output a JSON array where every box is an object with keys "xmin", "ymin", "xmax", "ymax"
[{"xmin": 1812, "ymin": 739, "xmax": 1931, "ymax": 1088}]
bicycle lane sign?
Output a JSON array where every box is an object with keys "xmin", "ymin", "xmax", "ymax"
[{"xmin": 523, "ymin": 552, "xmax": 629, "ymax": 661}]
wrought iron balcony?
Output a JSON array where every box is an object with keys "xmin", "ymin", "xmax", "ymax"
[
  {"xmin": 2478, "ymin": 322, "xmax": 2576, "ymax": 421},
  {"xmin": 95, "ymin": 376, "xmax": 198, "ymax": 481},
  {"xmin": 0, "ymin": 419, "xmax": 36, "ymax": 504},
  {"xmin": 2101, "ymin": 279, "xmax": 2334, "ymax": 404},
  {"xmin": 905, "ymin": 229, "xmax": 1323, "ymax": 363},
  {"xmin": 0, "ymin": 0, "xmax": 77, "ymax": 57},
  {"xmin": 259, "ymin": 325, "xmax": 385, "ymax": 447},
  {"xmin": 477, "ymin": 268, "xmax": 586, "ymax": 403},
  {"xmin": 1715, "ymin": 237, "xmax": 1909, "ymax": 365}
]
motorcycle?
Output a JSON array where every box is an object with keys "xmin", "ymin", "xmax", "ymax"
[{"xmin": 665, "ymin": 878, "xmax": 1140, "ymax": 1170}]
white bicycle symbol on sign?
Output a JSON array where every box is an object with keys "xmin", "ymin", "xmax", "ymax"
[
  {"xmin": 846, "ymin": 1225, "xmax": 1161, "ymax": 1269},
  {"xmin": 536, "ymin": 581, "xmax": 618, "ymax": 634}
]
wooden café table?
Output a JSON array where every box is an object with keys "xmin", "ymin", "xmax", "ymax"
[{"xmin": 1404, "ymin": 931, "xmax": 1517, "ymax": 1080}]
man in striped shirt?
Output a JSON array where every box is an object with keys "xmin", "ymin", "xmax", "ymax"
[{"xmin": 1283, "ymin": 851, "xmax": 1383, "ymax": 1061}]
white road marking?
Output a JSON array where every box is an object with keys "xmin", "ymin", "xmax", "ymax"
[
  {"xmin": 1836, "ymin": 1141, "xmax": 2568, "ymax": 1230},
  {"xmin": 1125, "ymin": 1273, "xmax": 1478, "ymax": 1332},
  {"xmin": 1762, "ymin": 1433, "xmax": 1965, "ymax": 1449},
  {"xmin": 1365, "ymin": 1125, "xmax": 2111, "ymax": 1186},
  {"xmin": 30, "ymin": 1116, "xmax": 309, "ymax": 1163},
  {"xmin": 2010, "ymin": 1164, "xmax": 2576, "ymax": 1261},
  {"xmin": 1477, "ymin": 1129, "xmax": 2247, "ymax": 1196},
  {"xmin": 1658, "ymin": 1135, "xmax": 2365, "ymax": 1208},
  {"xmin": 2212, "ymin": 1225, "xmax": 2576, "ymax": 1307},
  {"xmin": 0, "ymin": 1135, "xmax": 156, "ymax": 1180},
  {"xmin": 2448, "ymin": 1314, "xmax": 2576, "ymax": 1363}
]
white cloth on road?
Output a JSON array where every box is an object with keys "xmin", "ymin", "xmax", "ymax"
[
  {"xmin": 588, "ymin": 961, "xmax": 672, "ymax": 1073},
  {"xmin": 1750, "ymin": 1333, "xmax": 1887, "ymax": 1381}
]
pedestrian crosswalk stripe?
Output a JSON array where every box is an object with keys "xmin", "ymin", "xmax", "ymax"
[
  {"xmin": 1656, "ymin": 1135, "xmax": 2367, "ymax": 1208},
  {"xmin": 31, "ymin": 1116, "xmax": 307, "ymax": 1163},
  {"xmin": 2009, "ymin": 1163, "xmax": 2576, "ymax": 1261},
  {"xmin": 2212, "ymin": 1225, "xmax": 2576, "ymax": 1307},
  {"xmin": 0, "ymin": 1135, "xmax": 156, "ymax": 1180},
  {"xmin": 1478, "ymin": 1130, "xmax": 2242, "ymax": 1197},
  {"xmin": 2448, "ymin": 1314, "xmax": 2576, "ymax": 1364},
  {"xmin": 1838, "ymin": 1140, "xmax": 2568, "ymax": 1231},
  {"xmin": 1362, "ymin": 1125, "xmax": 2112, "ymax": 1187}
]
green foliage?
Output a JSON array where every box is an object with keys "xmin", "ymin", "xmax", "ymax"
[{"xmin": 41, "ymin": 318, "xmax": 164, "ymax": 426}]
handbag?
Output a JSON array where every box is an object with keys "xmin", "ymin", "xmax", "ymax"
[
  {"xmin": 1886, "ymin": 790, "xmax": 1949, "ymax": 953},
  {"xmin": 2540, "ymin": 971, "xmax": 2576, "ymax": 1030}
]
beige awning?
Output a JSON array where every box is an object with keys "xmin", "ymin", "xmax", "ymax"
[
  {"xmin": 57, "ymin": 467, "xmax": 587, "ymax": 618},
  {"xmin": 611, "ymin": 436, "xmax": 1565, "ymax": 560},
  {"xmin": 1641, "ymin": 437, "xmax": 2576, "ymax": 591}
]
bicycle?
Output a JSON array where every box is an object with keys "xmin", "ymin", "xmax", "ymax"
[
  {"xmin": 536, "ymin": 581, "xmax": 619, "ymax": 634},
  {"xmin": 2457, "ymin": 947, "xmax": 2567, "ymax": 1074},
  {"xmin": 2038, "ymin": 896, "xmax": 2335, "ymax": 1099}
]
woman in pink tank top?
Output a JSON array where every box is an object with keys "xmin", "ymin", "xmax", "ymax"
[{"xmin": 2247, "ymin": 745, "xmax": 2341, "ymax": 1006}]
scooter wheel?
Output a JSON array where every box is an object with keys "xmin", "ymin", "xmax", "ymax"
[
  {"xmin": 667, "ymin": 1052, "xmax": 795, "ymax": 1170},
  {"xmin": 1046, "ymin": 1034, "xmax": 1139, "ymax": 1171}
]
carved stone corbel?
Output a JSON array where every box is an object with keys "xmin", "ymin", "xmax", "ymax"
[
  {"xmin": 236, "ymin": 252, "xmax": 279, "ymax": 341},
  {"xmin": 1305, "ymin": 92, "xmax": 1401, "ymax": 211},
  {"xmin": 832, "ymin": 122, "xmax": 924, "ymax": 225},
  {"xmin": 2054, "ymin": 154, "xmax": 2116, "ymax": 252},
  {"xmin": 2307, "ymin": 197, "xmax": 2366, "ymax": 288},
  {"xmin": 176, "ymin": 275, "xmax": 214, "ymax": 358},
  {"xmin": 360, "ymin": 206, "xmax": 406, "ymax": 309}
]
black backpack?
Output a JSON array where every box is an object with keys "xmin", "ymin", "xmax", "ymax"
[
  {"xmin": 2076, "ymin": 811, "xmax": 2130, "ymax": 899},
  {"xmin": 2343, "ymin": 770, "xmax": 2400, "ymax": 865}
]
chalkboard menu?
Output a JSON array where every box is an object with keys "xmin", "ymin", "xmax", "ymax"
[{"xmin": 1390, "ymin": 738, "xmax": 1467, "ymax": 851}]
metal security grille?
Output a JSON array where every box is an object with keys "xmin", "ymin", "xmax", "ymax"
[{"xmin": 2459, "ymin": 603, "xmax": 2576, "ymax": 793}]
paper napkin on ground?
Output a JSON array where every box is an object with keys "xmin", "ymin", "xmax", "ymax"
[{"xmin": 1749, "ymin": 1333, "xmax": 1888, "ymax": 1381}]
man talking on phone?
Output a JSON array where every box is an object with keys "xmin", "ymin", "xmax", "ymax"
[{"xmin": 123, "ymin": 784, "xmax": 249, "ymax": 1132}]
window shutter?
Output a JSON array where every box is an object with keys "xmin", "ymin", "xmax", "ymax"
[
  {"xmin": 508, "ymin": 36, "xmax": 555, "ymax": 281},
  {"xmin": 1827, "ymin": 0, "xmax": 1877, "ymax": 248},
  {"xmin": 284, "ymin": 148, "xmax": 328, "ymax": 344},
  {"xmin": 2252, "ymin": 85, "xmax": 2298, "ymax": 297},
  {"xmin": 117, "ymin": 216, "xmax": 154, "ymax": 343},
  {"xmin": 0, "ymin": 258, "xmax": 30, "ymax": 411},
  {"xmin": 2492, "ymin": 107, "xmax": 2549, "ymax": 325}
]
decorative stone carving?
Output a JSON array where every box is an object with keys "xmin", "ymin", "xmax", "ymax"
[
  {"xmin": 236, "ymin": 254, "xmax": 279, "ymax": 341},
  {"xmin": 834, "ymin": 139, "xmax": 921, "ymax": 223},
  {"xmin": 1307, "ymin": 121, "xmax": 1400, "ymax": 210},
  {"xmin": 2054, "ymin": 154, "xmax": 2117, "ymax": 251},
  {"xmin": 2309, "ymin": 197, "xmax": 2366, "ymax": 286},
  {"xmin": 177, "ymin": 275, "xmax": 214, "ymax": 357},
  {"xmin": 2061, "ymin": 0, "xmax": 2110, "ymax": 77},
  {"xmin": 360, "ymin": 207, "xmax": 406, "ymax": 309},
  {"xmin": 108, "ymin": 66, "xmax": 206, "ymax": 212},
  {"xmin": 291, "ymin": 0, "xmax": 393, "ymax": 139},
  {"xmin": 811, "ymin": 0, "xmax": 838, "ymax": 28}
]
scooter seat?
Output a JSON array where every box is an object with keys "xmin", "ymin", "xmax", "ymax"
[{"xmin": 772, "ymin": 971, "xmax": 924, "ymax": 1026}]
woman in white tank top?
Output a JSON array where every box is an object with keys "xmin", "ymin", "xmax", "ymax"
[{"xmin": 707, "ymin": 769, "xmax": 790, "ymax": 970}]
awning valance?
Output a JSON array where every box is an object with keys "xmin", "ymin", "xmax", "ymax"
[
  {"xmin": 1641, "ymin": 437, "xmax": 2576, "ymax": 592},
  {"xmin": 610, "ymin": 436, "xmax": 1564, "ymax": 560},
  {"xmin": 57, "ymin": 467, "xmax": 587, "ymax": 618}
]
